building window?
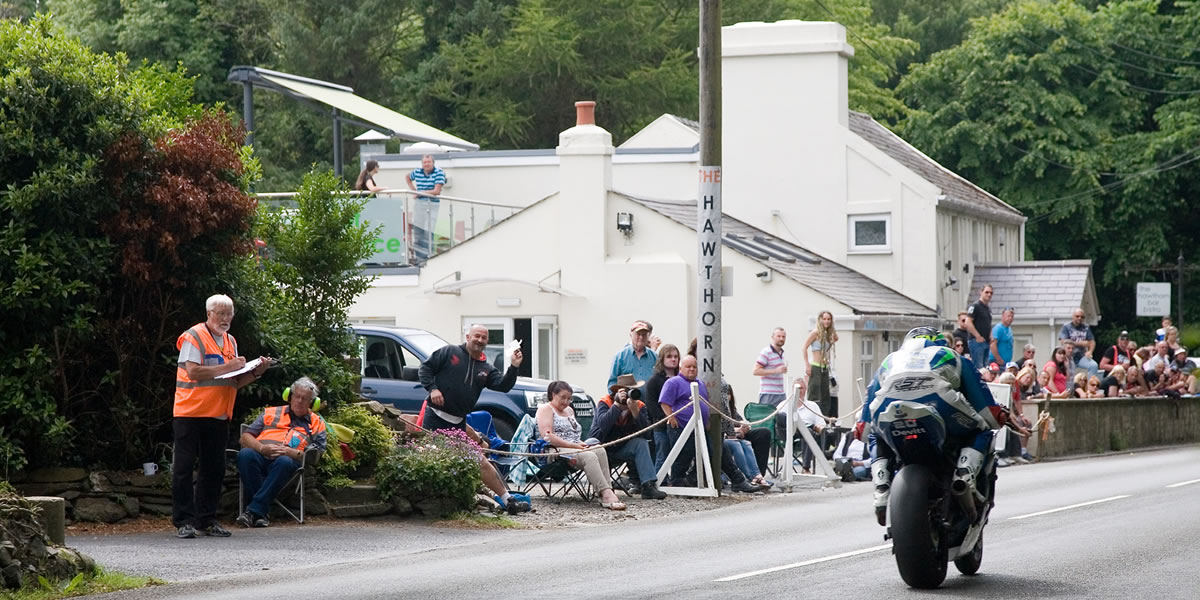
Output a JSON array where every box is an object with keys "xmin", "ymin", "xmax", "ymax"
[
  {"xmin": 860, "ymin": 337, "xmax": 875, "ymax": 383},
  {"xmin": 848, "ymin": 214, "xmax": 891, "ymax": 253}
]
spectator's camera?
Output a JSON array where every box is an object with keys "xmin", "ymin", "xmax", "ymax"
[{"xmin": 628, "ymin": 388, "xmax": 642, "ymax": 401}]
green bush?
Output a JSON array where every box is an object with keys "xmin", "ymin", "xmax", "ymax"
[
  {"xmin": 375, "ymin": 430, "xmax": 483, "ymax": 516},
  {"xmin": 317, "ymin": 404, "xmax": 394, "ymax": 485}
]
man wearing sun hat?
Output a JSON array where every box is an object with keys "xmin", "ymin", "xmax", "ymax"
[
  {"xmin": 607, "ymin": 320, "xmax": 661, "ymax": 390},
  {"xmin": 589, "ymin": 374, "xmax": 667, "ymax": 500}
]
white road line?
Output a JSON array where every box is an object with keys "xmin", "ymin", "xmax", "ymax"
[
  {"xmin": 714, "ymin": 544, "xmax": 892, "ymax": 582},
  {"xmin": 1166, "ymin": 478, "xmax": 1200, "ymax": 488},
  {"xmin": 1008, "ymin": 495, "xmax": 1131, "ymax": 520}
]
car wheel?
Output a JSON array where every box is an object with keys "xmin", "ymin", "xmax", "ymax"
[{"xmin": 490, "ymin": 414, "xmax": 517, "ymax": 442}]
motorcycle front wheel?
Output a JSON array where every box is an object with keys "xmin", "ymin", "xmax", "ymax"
[{"xmin": 890, "ymin": 465, "xmax": 948, "ymax": 589}]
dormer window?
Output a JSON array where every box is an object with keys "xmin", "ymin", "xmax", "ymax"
[{"xmin": 848, "ymin": 214, "xmax": 891, "ymax": 253}]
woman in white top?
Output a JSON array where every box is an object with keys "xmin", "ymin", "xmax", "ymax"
[
  {"xmin": 536, "ymin": 380, "xmax": 626, "ymax": 510},
  {"xmin": 801, "ymin": 311, "xmax": 839, "ymax": 416}
]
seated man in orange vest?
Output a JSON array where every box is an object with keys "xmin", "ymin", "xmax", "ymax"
[{"xmin": 235, "ymin": 377, "xmax": 328, "ymax": 528}]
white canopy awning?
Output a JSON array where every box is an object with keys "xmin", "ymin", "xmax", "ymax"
[{"xmin": 258, "ymin": 73, "xmax": 479, "ymax": 151}]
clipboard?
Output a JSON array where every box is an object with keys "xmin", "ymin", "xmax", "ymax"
[{"xmin": 216, "ymin": 358, "xmax": 262, "ymax": 380}]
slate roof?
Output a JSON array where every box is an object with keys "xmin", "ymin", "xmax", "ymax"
[
  {"xmin": 621, "ymin": 194, "xmax": 936, "ymax": 317},
  {"xmin": 969, "ymin": 261, "xmax": 1099, "ymax": 324},
  {"xmin": 846, "ymin": 111, "xmax": 1025, "ymax": 225}
]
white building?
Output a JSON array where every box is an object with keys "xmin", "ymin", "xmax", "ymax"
[{"xmin": 351, "ymin": 20, "xmax": 1094, "ymax": 415}]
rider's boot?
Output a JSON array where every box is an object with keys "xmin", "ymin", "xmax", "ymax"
[
  {"xmin": 952, "ymin": 448, "xmax": 985, "ymax": 520},
  {"xmin": 871, "ymin": 458, "xmax": 891, "ymax": 526}
]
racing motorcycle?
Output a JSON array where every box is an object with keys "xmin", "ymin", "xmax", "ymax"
[{"xmin": 876, "ymin": 399, "xmax": 1017, "ymax": 589}]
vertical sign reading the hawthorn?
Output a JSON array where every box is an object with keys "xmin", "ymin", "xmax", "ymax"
[{"xmin": 698, "ymin": 167, "xmax": 722, "ymax": 383}]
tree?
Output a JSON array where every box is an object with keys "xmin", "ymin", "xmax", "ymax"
[
  {"xmin": 871, "ymin": 0, "xmax": 1014, "ymax": 78},
  {"xmin": 1, "ymin": 16, "xmax": 376, "ymax": 470},
  {"xmin": 242, "ymin": 169, "xmax": 379, "ymax": 409},
  {"xmin": 897, "ymin": 0, "xmax": 1200, "ymax": 335},
  {"xmin": 414, "ymin": 0, "xmax": 916, "ymax": 149}
]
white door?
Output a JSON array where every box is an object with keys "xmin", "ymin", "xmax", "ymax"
[{"xmin": 532, "ymin": 316, "xmax": 558, "ymax": 380}]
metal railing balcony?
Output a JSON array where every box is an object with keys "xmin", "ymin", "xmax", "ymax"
[{"xmin": 255, "ymin": 188, "xmax": 520, "ymax": 266}]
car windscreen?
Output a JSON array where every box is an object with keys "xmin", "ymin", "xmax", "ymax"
[{"xmin": 405, "ymin": 332, "xmax": 449, "ymax": 358}]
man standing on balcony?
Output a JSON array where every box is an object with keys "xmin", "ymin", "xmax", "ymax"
[{"xmin": 405, "ymin": 154, "xmax": 446, "ymax": 264}]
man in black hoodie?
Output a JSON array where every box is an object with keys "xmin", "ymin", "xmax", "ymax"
[{"xmin": 419, "ymin": 324, "xmax": 528, "ymax": 513}]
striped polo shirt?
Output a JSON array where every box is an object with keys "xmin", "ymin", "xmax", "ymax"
[
  {"xmin": 756, "ymin": 345, "xmax": 786, "ymax": 395},
  {"xmin": 409, "ymin": 166, "xmax": 446, "ymax": 194}
]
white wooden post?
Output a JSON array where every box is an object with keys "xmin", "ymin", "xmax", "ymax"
[{"xmin": 655, "ymin": 382, "xmax": 719, "ymax": 497}]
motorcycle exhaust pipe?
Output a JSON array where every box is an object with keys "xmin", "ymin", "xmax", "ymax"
[{"xmin": 951, "ymin": 479, "xmax": 977, "ymax": 523}]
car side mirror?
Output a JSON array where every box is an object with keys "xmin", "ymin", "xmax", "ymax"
[{"xmin": 401, "ymin": 366, "xmax": 419, "ymax": 382}]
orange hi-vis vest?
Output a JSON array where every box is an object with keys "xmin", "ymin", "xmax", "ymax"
[
  {"xmin": 174, "ymin": 322, "xmax": 239, "ymax": 419},
  {"xmin": 257, "ymin": 406, "xmax": 327, "ymax": 452}
]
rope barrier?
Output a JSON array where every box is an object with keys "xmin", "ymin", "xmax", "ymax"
[
  {"xmin": 404, "ymin": 380, "xmax": 861, "ymax": 458},
  {"xmin": 408, "ymin": 407, "xmax": 676, "ymax": 458}
]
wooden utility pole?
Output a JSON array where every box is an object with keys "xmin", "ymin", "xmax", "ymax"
[{"xmin": 697, "ymin": 0, "xmax": 723, "ymax": 487}]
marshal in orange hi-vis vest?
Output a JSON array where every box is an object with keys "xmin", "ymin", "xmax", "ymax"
[
  {"xmin": 256, "ymin": 406, "xmax": 327, "ymax": 452},
  {"xmin": 174, "ymin": 323, "xmax": 239, "ymax": 419}
]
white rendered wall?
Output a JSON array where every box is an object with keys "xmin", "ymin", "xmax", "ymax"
[{"xmin": 721, "ymin": 21, "xmax": 852, "ymax": 262}]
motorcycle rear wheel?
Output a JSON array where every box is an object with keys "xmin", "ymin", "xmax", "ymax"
[
  {"xmin": 890, "ymin": 465, "xmax": 948, "ymax": 589},
  {"xmin": 954, "ymin": 532, "xmax": 983, "ymax": 575}
]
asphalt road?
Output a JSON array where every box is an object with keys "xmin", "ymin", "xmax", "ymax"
[{"xmin": 78, "ymin": 446, "xmax": 1200, "ymax": 599}]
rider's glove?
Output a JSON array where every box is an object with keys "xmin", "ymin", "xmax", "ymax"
[
  {"xmin": 988, "ymin": 405, "xmax": 1010, "ymax": 427},
  {"xmin": 853, "ymin": 420, "xmax": 867, "ymax": 441}
]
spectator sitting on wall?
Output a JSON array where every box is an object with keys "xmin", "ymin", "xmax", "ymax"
[
  {"xmin": 1043, "ymin": 346, "xmax": 1069, "ymax": 396},
  {"xmin": 1066, "ymin": 372, "xmax": 1088, "ymax": 398},
  {"xmin": 1123, "ymin": 363, "xmax": 1151, "ymax": 396},
  {"xmin": 1062, "ymin": 339, "xmax": 1079, "ymax": 377},
  {"xmin": 1097, "ymin": 365, "xmax": 1126, "ymax": 397},
  {"xmin": 1016, "ymin": 366, "xmax": 1041, "ymax": 401},
  {"xmin": 588, "ymin": 374, "xmax": 667, "ymax": 500},
  {"xmin": 1083, "ymin": 375, "xmax": 1104, "ymax": 398},
  {"xmin": 1059, "ymin": 309, "xmax": 1098, "ymax": 377},
  {"xmin": 1099, "ymin": 331, "xmax": 1136, "ymax": 374},
  {"xmin": 236, "ymin": 377, "xmax": 327, "ymax": 528},
  {"xmin": 1015, "ymin": 343, "xmax": 1036, "ymax": 371},
  {"xmin": 1164, "ymin": 326, "xmax": 1183, "ymax": 354},
  {"xmin": 1143, "ymin": 341, "xmax": 1173, "ymax": 374},
  {"xmin": 1167, "ymin": 348, "xmax": 1195, "ymax": 393},
  {"xmin": 1147, "ymin": 361, "xmax": 1169, "ymax": 393}
]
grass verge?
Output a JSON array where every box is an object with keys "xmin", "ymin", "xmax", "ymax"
[
  {"xmin": 432, "ymin": 511, "xmax": 522, "ymax": 530},
  {"xmin": 2, "ymin": 568, "xmax": 163, "ymax": 600}
]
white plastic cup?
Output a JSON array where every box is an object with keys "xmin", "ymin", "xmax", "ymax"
[{"xmin": 142, "ymin": 462, "xmax": 159, "ymax": 476}]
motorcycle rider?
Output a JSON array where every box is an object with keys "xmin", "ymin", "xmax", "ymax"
[{"xmin": 854, "ymin": 327, "xmax": 1012, "ymax": 526}]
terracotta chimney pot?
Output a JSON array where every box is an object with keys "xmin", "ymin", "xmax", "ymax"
[{"xmin": 575, "ymin": 101, "xmax": 596, "ymax": 126}]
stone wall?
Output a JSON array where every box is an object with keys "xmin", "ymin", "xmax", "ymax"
[
  {"xmin": 7, "ymin": 466, "xmax": 328, "ymax": 523},
  {"xmin": 1032, "ymin": 395, "xmax": 1200, "ymax": 458}
]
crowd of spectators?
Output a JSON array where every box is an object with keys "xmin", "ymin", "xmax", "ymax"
[{"xmin": 953, "ymin": 284, "xmax": 1198, "ymax": 402}]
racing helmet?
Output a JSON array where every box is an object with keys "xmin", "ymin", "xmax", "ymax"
[{"xmin": 904, "ymin": 326, "xmax": 949, "ymax": 348}]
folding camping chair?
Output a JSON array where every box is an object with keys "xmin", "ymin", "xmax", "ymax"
[
  {"xmin": 742, "ymin": 402, "xmax": 784, "ymax": 477},
  {"xmin": 229, "ymin": 424, "xmax": 322, "ymax": 524}
]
